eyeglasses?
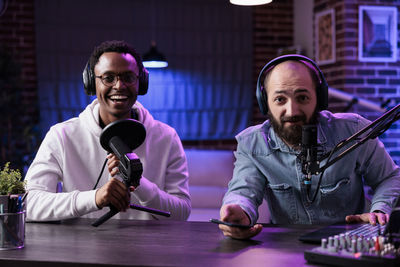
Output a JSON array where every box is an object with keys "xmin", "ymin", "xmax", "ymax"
[{"xmin": 95, "ymin": 72, "xmax": 139, "ymax": 87}]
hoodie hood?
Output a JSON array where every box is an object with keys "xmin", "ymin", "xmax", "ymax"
[{"xmin": 79, "ymin": 99, "xmax": 156, "ymax": 139}]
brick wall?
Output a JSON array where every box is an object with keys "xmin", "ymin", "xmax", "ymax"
[
  {"xmin": 0, "ymin": 0, "xmax": 39, "ymax": 172},
  {"xmin": 252, "ymin": 0, "xmax": 294, "ymax": 125},
  {"xmin": 315, "ymin": 0, "xmax": 400, "ymax": 164}
]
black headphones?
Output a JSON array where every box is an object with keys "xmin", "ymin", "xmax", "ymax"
[
  {"xmin": 82, "ymin": 60, "xmax": 149, "ymax": 96},
  {"xmin": 256, "ymin": 54, "xmax": 329, "ymax": 115}
]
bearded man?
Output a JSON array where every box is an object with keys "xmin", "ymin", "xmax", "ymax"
[{"xmin": 218, "ymin": 55, "xmax": 400, "ymax": 239}]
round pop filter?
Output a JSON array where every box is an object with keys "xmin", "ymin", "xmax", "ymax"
[{"xmin": 100, "ymin": 119, "xmax": 146, "ymax": 153}]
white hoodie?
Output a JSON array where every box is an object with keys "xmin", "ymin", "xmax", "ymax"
[{"xmin": 25, "ymin": 99, "xmax": 191, "ymax": 221}]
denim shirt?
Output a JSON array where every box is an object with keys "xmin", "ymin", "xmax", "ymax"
[{"xmin": 223, "ymin": 111, "xmax": 400, "ymax": 224}]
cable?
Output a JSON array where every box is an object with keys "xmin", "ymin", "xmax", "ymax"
[
  {"xmin": 307, "ymin": 137, "xmax": 361, "ymax": 203},
  {"xmin": 93, "ymin": 158, "xmax": 108, "ymax": 190},
  {"xmin": 306, "ymin": 143, "xmax": 335, "ymax": 203}
]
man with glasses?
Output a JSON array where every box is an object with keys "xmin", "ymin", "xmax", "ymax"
[{"xmin": 25, "ymin": 40, "xmax": 191, "ymax": 222}]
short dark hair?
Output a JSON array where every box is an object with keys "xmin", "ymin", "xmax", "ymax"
[{"xmin": 88, "ymin": 40, "xmax": 144, "ymax": 76}]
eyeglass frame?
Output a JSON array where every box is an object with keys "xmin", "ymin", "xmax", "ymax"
[{"xmin": 95, "ymin": 72, "xmax": 140, "ymax": 87}]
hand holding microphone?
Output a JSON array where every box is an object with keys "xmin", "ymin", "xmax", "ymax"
[
  {"xmin": 95, "ymin": 177, "xmax": 130, "ymax": 212},
  {"xmin": 92, "ymin": 119, "xmax": 170, "ymax": 227},
  {"xmin": 107, "ymin": 153, "xmax": 136, "ymax": 192},
  {"xmin": 94, "ymin": 153, "xmax": 138, "ymax": 212}
]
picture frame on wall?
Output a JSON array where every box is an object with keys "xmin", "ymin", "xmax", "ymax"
[
  {"xmin": 359, "ymin": 5, "xmax": 397, "ymax": 62},
  {"xmin": 315, "ymin": 9, "xmax": 336, "ymax": 65}
]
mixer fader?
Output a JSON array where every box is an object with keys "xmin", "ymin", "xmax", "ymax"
[{"xmin": 305, "ymin": 223, "xmax": 400, "ymax": 267}]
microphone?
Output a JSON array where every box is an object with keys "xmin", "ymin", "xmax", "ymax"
[
  {"xmin": 92, "ymin": 119, "xmax": 170, "ymax": 227},
  {"xmin": 99, "ymin": 119, "xmax": 146, "ymax": 188},
  {"xmin": 300, "ymin": 125, "xmax": 319, "ymax": 193}
]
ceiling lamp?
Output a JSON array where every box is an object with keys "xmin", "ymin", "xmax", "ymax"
[
  {"xmin": 142, "ymin": 41, "xmax": 168, "ymax": 69},
  {"xmin": 230, "ymin": 0, "xmax": 272, "ymax": 6}
]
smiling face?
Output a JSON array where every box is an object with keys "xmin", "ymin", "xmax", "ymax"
[
  {"xmin": 265, "ymin": 61, "xmax": 318, "ymax": 147},
  {"xmin": 94, "ymin": 52, "xmax": 139, "ymax": 126}
]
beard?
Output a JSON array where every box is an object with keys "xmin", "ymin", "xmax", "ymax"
[{"xmin": 269, "ymin": 111, "xmax": 318, "ymax": 148}]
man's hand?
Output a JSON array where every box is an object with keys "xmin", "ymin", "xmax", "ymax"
[
  {"xmin": 218, "ymin": 204, "xmax": 262, "ymax": 239},
  {"xmin": 107, "ymin": 153, "xmax": 136, "ymax": 192},
  {"xmin": 95, "ymin": 178, "xmax": 130, "ymax": 211},
  {"xmin": 107, "ymin": 153, "xmax": 119, "ymax": 177},
  {"xmin": 345, "ymin": 212, "xmax": 389, "ymax": 225}
]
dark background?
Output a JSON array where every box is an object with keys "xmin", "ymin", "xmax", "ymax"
[{"xmin": 0, "ymin": 0, "xmax": 399, "ymax": 174}]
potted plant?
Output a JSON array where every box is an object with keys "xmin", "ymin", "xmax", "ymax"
[{"xmin": 0, "ymin": 162, "xmax": 25, "ymax": 213}]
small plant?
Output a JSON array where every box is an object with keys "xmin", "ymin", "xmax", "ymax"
[{"xmin": 0, "ymin": 162, "xmax": 25, "ymax": 195}]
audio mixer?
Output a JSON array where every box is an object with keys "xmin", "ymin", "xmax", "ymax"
[{"xmin": 304, "ymin": 222, "xmax": 400, "ymax": 266}]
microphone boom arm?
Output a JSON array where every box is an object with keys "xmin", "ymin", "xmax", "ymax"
[{"xmin": 316, "ymin": 103, "xmax": 400, "ymax": 174}]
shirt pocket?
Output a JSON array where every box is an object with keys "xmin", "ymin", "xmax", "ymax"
[
  {"xmin": 320, "ymin": 178, "xmax": 350, "ymax": 194},
  {"xmin": 318, "ymin": 177, "xmax": 351, "ymax": 218},
  {"xmin": 266, "ymin": 183, "xmax": 298, "ymax": 223}
]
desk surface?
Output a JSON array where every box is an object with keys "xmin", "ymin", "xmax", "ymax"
[{"xmin": 0, "ymin": 218, "xmax": 322, "ymax": 267}]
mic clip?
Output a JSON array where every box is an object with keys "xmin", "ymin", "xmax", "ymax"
[
  {"xmin": 301, "ymin": 156, "xmax": 320, "ymax": 176},
  {"xmin": 119, "ymin": 152, "xmax": 143, "ymax": 188}
]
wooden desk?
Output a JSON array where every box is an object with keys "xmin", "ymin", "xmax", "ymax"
[{"xmin": 0, "ymin": 219, "xmax": 321, "ymax": 267}]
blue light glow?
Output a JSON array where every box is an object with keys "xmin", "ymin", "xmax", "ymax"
[{"xmin": 143, "ymin": 61, "xmax": 168, "ymax": 68}]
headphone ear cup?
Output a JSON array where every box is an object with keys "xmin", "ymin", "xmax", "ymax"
[
  {"xmin": 256, "ymin": 83, "xmax": 268, "ymax": 116},
  {"xmin": 317, "ymin": 82, "xmax": 329, "ymax": 111},
  {"xmin": 83, "ymin": 61, "xmax": 95, "ymax": 95},
  {"xmin": 256, "ymin": 62, "xmax": 269, "ymax": 115},
  {"xmin": 138, "ymin": 67, "xmax": 149, "ymax": 95}
]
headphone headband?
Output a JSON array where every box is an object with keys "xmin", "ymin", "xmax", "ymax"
[{"xmin": 256, "ymin": 54, "xmax": 329, "ymax": 115}]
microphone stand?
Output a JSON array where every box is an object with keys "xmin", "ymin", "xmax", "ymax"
[
  {"xmin": 92, "ymin": 119, "xmax": 171, "ymax": 227},
  {"xmin": 303, "ymin": 103, "xmax": 400, "ymax": 203},
  {"xmin": 91, "ymin": 144, "xmax": 171, "ymax": 227}
]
